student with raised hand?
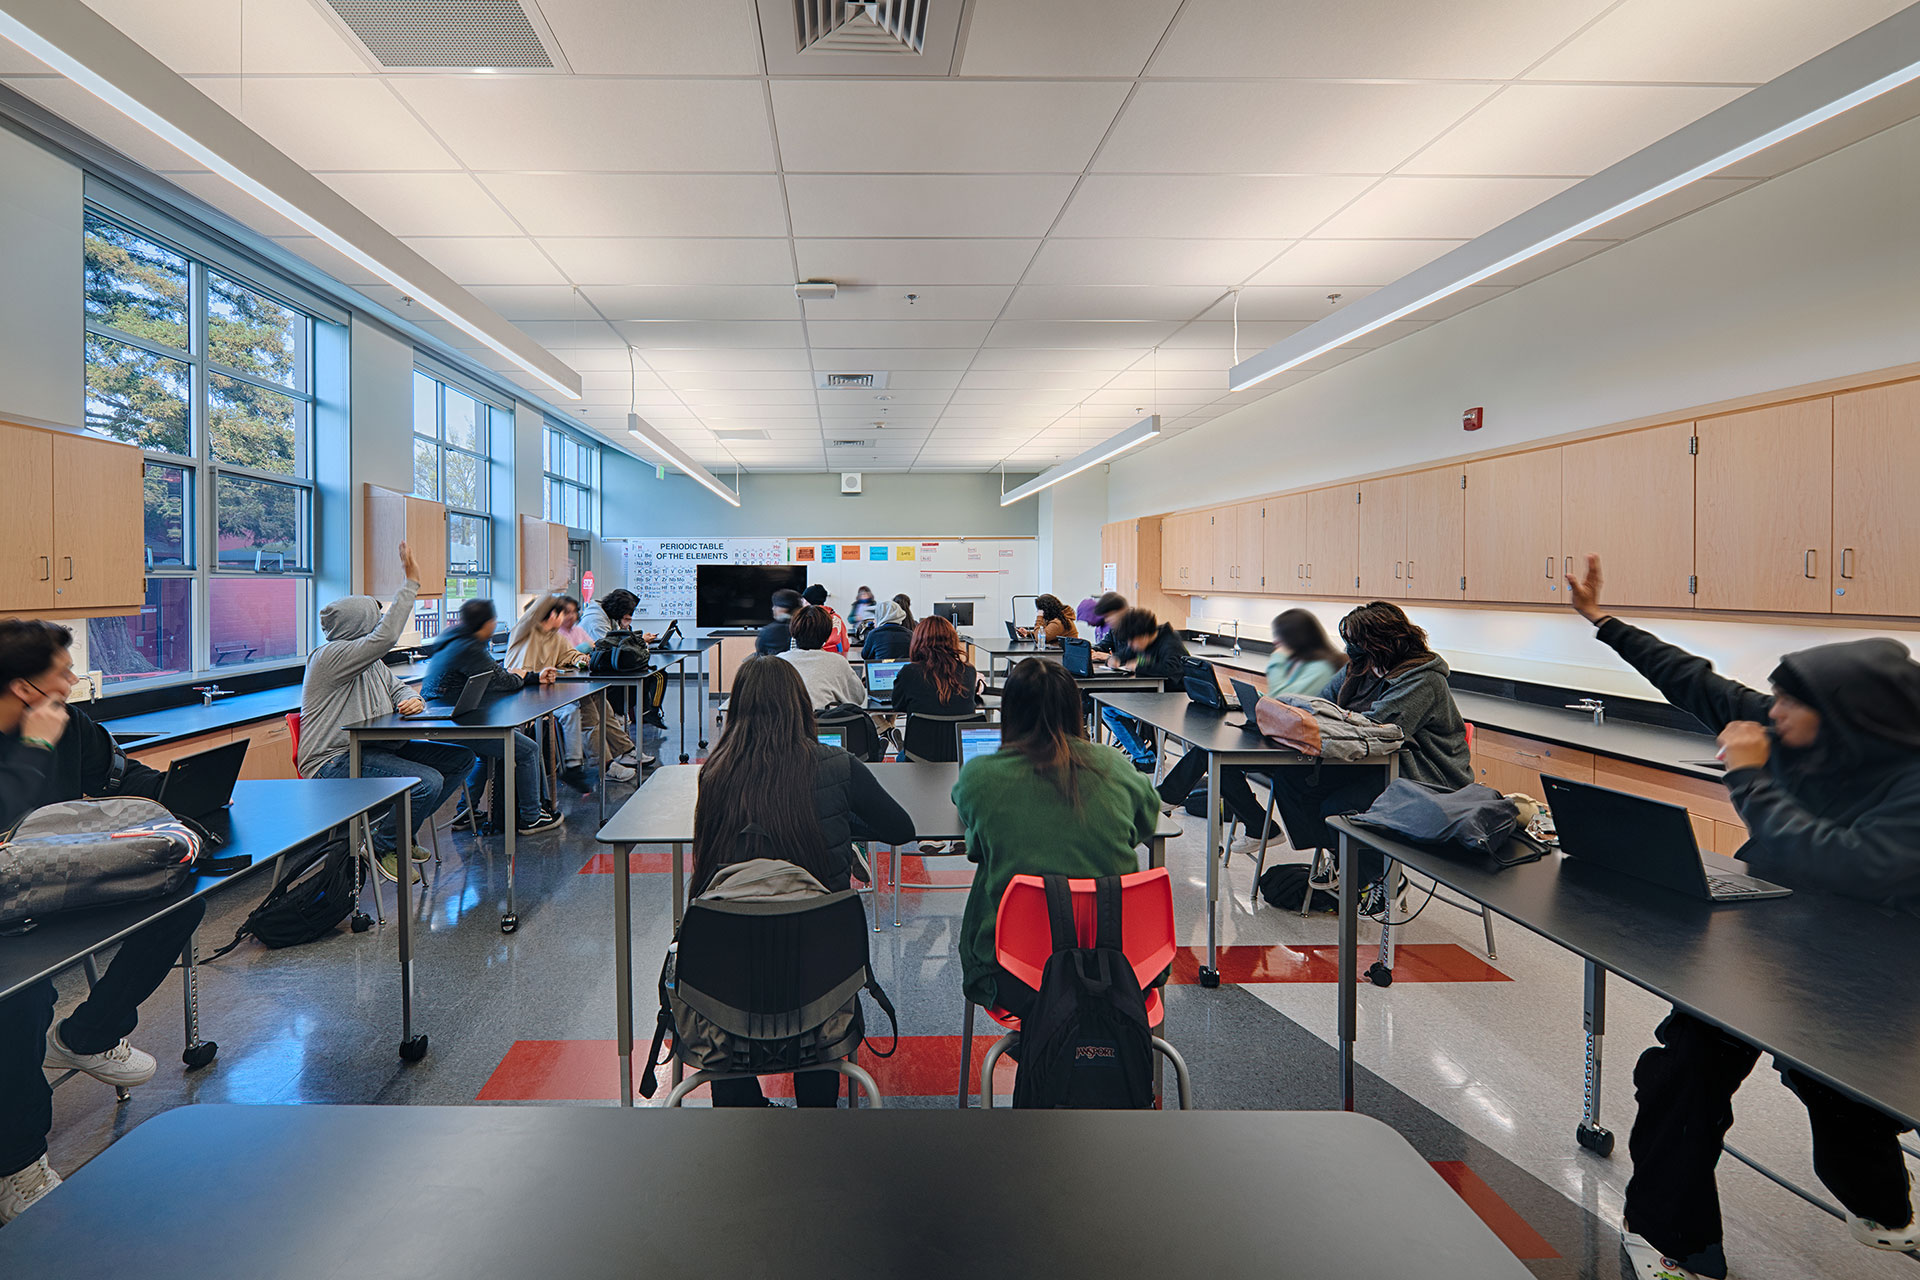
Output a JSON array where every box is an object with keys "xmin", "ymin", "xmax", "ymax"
[
  {"xmin": 891, "ymin": 615, "xmax": 981, "ymax": 764},
  {"xmin": 1099, "ymin": 607, "xmax": 1190, "ymax": 771},
  {"xmin": 507, "ymin": 592, "xmax": 636, "ymax": 789},
  {"xmin": 777, "ymin": 605, "xmax": 866, "ymax": 712},
  {"xmin": 423, "ymin": 597, "xmax": 562, "ymax": 835},
  {"xmin": 1018, "ymin": 593, "xmax": 1079, "ymax": 643},
  {"xmin": 756, "ymin": 588, "xmax": 802, "ymax": 656},
  {"xmin": 1267, "ymin": 608, "xmax": 1342, "ymax": 696},
  {"xmin": 860, "ymin": 598, "xmax": 914, "ymax": 661},
  {"xmin": 690, "ymin": 657, "xmax": 913, "ymax": 1107},
  {"xmin": 0, "ymin": 621, "xmax": 199, "ymax": 1225},
  {"xmin": 954, "ymin": 658, "xmax": 1158, "ymax": 1019},
  {"xmin": 301, "ymin": 542, "xmax": 477, "ymax": 882},
  {"xmin": 1565, "ymin": 555, "xmax": 1920, "ymax": 1280}
]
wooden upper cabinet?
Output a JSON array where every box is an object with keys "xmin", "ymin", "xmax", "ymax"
[
  {"xmin": 365, "ymin": 485, "xmax": 448, "ymax": 598},
  {"xmin": 0, "ymin": 426, "xmax": 56, "ymax": 612},
  {"xmin": 1159, "ymin": 512, "xmax": 1184, "ymax": 590},
  {"xmin": 1465, "ymin": 449, "xmax": 1562, "ymax": 603},
  {"xmin": 1304, "ymin": 485, "xmax": 1359, "ymax": 596},
  {"xmin": 1234, "ymin": 500, "xmax": 1266, "ymax": 591},
  {"xmin": 1355, "ymin": 475, "xmax": 1407, "ymax": 598},
  {"xmin": 1560, "ymin": 423, "xmax": 1695, "ymax": 609},
  {"xmin": 547, "ymin": 522, "xmax": 571, "ymax": 590},
  {"xmin": 54, "ymin": 432, "xmax": 144, "ymax": 611},
  {"xmin": 406, "ymin": 498, "xmax": 448, "ymax": 597},
  {"xmin": 1262, "ymin": 492, "xmax": 1306, "ymax": 595},
  {"xmin": 1833, "ymin": 379, "xmax": 1920, "ymax": 616},
  {"xmin": 1695, "ymin": 399, "xmax": 1832, "ymax": 613},
  {"xmin": 1403, "ymin": 467, "xmax": 1465, "ymax": 601}
]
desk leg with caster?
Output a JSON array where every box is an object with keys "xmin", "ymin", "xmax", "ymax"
[
  {"xmin": 679, "ymin": 660, "xmax": 690, "ymax": 763},
  {"xmin": 614, "ymin": 840, "xmax": 634, "ymax": 1107},
  {"xmin": 395, "ymin": 787, "xmax": 427, "ymax": 1061},
  {"xmin": 697, "ymin": 646, "xmax": 709, "ymax": 751},
  {"xmin": 501, "ymin": 727, "xmax": 519, "ymax": 934},
  {"xmin": 180, "ymin": 929, "xmax": 216, "ymax": 1070},
  {"xmin": 1367, "ymin": 860, "xmax": 1398, "ymax": 988},
  {"xmin": 1577, "ymin": 960, "xmax": 1614, "ymax": 1155},
  {"xmin": 1337, "ymin": 827, "xmax": 1358, "ymax": 1111},
  {"xmin": 1198, "ymin": 752, "xmax": 1222, "ymax": 987}
]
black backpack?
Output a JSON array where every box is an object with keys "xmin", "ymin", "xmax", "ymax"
[
  {"xmin": 1259, "ymin": 862, "xmax": 1338, "ymax": 913},
  {"xmin": 1181, "ymin": 657, "xmax": 1228, "ymax": 710},
  {"xmin": 819, "ymin": 702, "xmax": 885, "ymax": 762},
  {"xmin": 1011, "ymin": 875, "xmax": 1157, "ymax": 1110},
  {"xmin": 589, "ymin": 630, "xmax": 651, "ymax": 676},
  {"xmin": 205, "ymin": 833, "xmax": 368, "ymax": 959}
]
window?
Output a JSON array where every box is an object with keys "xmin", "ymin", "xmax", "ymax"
[
  {"xmin": 543, "ymin": 424, "xmax": 598, "ymax": 533},
  {"xmin": 412, "ymin": 370, "xmax": 506, "ymax": 636},
  {"xmin": 81, "ymin": 210, "xmax": 319, "ymax": 686}
]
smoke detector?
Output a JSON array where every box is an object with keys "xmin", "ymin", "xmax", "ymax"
[{"xmin": 795, "ymin": 280, "xmax": 838, "ymax": 302}]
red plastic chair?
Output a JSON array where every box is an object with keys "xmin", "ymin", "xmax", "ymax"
[
  {"xmin": 285, "ymin": 712, "xmax": 303, "ymax": 776},
  {"xmin": 958, "ymin": 867, "xmax": 1191, "ymax": 1108}
]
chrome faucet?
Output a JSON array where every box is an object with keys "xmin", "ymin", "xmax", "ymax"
[
  {"xmin": 192, "ymin": 685, "xmax": 235, "ymax": 708},
  {"xmin": 1566, "ymin": 697, "xmax": 1605, "ymax": 726},
  {"xmin": 1229, "ymin": 619, "xmax": 1242, "ymax": 657}
]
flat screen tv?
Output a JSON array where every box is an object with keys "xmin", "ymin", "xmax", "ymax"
[{"xmin": 696, "ymin": 564, "xmax": 808, "ymax": 629}]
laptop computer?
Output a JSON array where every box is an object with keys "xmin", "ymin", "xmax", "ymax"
[
  {"xmin": 410, "ymin": 670, "xmax": 493, "ymax": 720},
  {"xmin": 158, "ymin": 739, "xmax": 249, "ymax": 822},
  {"xmin": 816, "ymin": 726, "xmax": 849, "ymax": 750},
  {"xmin": 959, "ymin": 727, "xmax": 1002, "ymax": 764},
  {"xmin": 1004, "ymin": 619, "xmax": 1021, "ymax": 641},
  {"xmin": 864, "ymin": 660, "xmax": 907, "ymax": 697},
  {"xmin": 1541, "ymin": 776, "xmax": 1790, "ymax": 902},
  {"xmin": 1229, "ymin": 677, "xmax": 1266, "ymax": 729}
]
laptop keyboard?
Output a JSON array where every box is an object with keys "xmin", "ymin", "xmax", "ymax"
[{"xmin": 1706, "ymin": 874, "xmax": 1763, "ymax": 897}]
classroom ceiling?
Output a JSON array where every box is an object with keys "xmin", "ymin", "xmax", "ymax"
[{"xmin": 2, "ymin": 0, "xmax": 1913, "ymax": 475}]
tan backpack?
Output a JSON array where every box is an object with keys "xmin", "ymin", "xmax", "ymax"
[{"xmin": 1253, "ymin": 694, "xmax": 1405, "ymax": 761}]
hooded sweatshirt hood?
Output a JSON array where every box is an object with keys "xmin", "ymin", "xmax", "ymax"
[
  {"xmin": 1771, "ymin": 638, "xmax": 1920, "ymax": 768},
  {"xmin": 876, "ymin": 600, "xmax": 907, "ymax": 628},
  {"xmin": 321, "ymin": 596, "xmax": 385, "ymax": 642}
]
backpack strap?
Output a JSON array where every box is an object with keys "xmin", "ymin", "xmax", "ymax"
[
  {"xmin": 1042, "ymin": 873, "xmax": 1077, "ymax": 953},
  {"xmin": 637, "ymin": 931, "xmax": 682, "ymax": 1100},
  {"xmin": 860, "ymin": 972, "xmax": 899, "ymax": 1058},
  {"xmin": 1093, "ymin": 875, "xmax": 1123, "ymax": 953}
]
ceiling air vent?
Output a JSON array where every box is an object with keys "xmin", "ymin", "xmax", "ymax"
[
  {"xmin": 794, "ymin": 1, "xmax": 928, "ymax": 55},
  {"xmin": 829, "ymin": 438, "xmax": 873, "ymax": 448},
  {"xmin": 816, "ymin": 371, "xmax": 889, "ymax": 390},
  {"xmin": 317, "ymin": 0, "xmax": 569, "ymax": 69}
]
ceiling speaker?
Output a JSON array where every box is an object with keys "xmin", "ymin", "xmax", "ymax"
[{"xmin": 841, "ymin": 472, "xmax": 863, "ymax": 495}]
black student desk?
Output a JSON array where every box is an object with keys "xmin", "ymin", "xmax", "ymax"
[
  {"xmin": 0, "ymin": 1104, "xmax": 1531, "ymax": 1280},
  {"xmin": 647, "ymin": 635, "xmax": 722, "ymax": 762},
  {"xmin": 964, "ymin": 634, "xmax": 1061, "ymax": 676},
  {"xmin": 347, "ymin": 680, "xmax": 615, "ymax": 935},
  {"xmin": 0, "ymin": 778, "xmax": 411, "ymax": 1068},
  {"xmin": 1093, "ymin": 690, "xmax": 1398, "ymax": 987},
  {"xmin": 594, "ymin": 762, "xmax": 1180, "ymax": 1105}
]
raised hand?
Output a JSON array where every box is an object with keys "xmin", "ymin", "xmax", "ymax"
[{"xmin": 1566, "ymin": 554, "xmax": 1607, "ymax": 623}]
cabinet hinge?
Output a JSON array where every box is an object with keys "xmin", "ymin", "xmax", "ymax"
[
  {"xmin": 1354, "ymin": 575, "xmax": 1360, "ymax": 589},
  {"xmin": 1460, "ymin": 575, "xmax": 1467, "ymax": 592},
  {"xmin": 1689, "ymin": 575, "xmax": 1698, "ymax": 595},
  {"xmin": 1355, "ymin": 491, "xmax": 1362, "ymax": 504},
  {"xmin": 1460, "ymin": 473, "xmax": 1467, "ymax": 489},
  {"xmin": 1689, "ymin": 435, "xmax": 1698, "ymax": 456}
]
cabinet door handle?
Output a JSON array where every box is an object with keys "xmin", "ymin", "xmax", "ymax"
[
  {"xmin": 1306, "ymin": 563, "xmax": 1312, "ymax": 578},
  {"xmin": 38, "ymin": 556, "xmax": 49, "ymax": 581},
  {"xmin": 63, "ymin": 557, "xmax": 73, "ymax": 581},
  {"xmin": 1394, "ymin": 561, "xmax": 1402, "ymax": 579},
  {"xmin": 1544, "ymin": 556, "xmax": 1554, "ymax": 579},
  {"xmin": 1804, "ymin": 549, "xmax": 1817, "ymax": 579},
  {"xmin": 1841, "ymin": 547, "xmax": 1855, "ymax": 580},
  {"xmin": 1564, "ymin": 556, "xmax": 1572, "ymax": 578}
]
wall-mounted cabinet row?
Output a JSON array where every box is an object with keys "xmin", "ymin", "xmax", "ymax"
[
  {"xmin": 0, "ymin": 421, "xmax": 145, "ymax": 618},
  {"xmin": 1156, "ymin": 376, "xmax": 1920, "ymax": 618}
]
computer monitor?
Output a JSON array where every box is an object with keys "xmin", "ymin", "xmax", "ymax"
[
  {"xmin": 865, "ymin": 660, "xmax": 907, "ymax": 695},
  {"xmin": 959, "ymin": 727, "xmax": 1001, "ymax": 764},
  {"xmin": 933, "ymin": 601, "xmax": 975, "ymax": 627}
]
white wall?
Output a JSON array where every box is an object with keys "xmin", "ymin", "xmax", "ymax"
[
  {"xmin": 0, "ymin": 124, "xmax": 81, "ymax": 431},
  {"xmin": 345, "ymin": 318, "xmax": 414, "ymax": 592},
  {"xmin": 1106, "ymin": 116, "xmax": 1920, "ymax": 694},
  {"xmin": 1036, "ymin": 467, "xmax": 1108, "ymax": 603}
]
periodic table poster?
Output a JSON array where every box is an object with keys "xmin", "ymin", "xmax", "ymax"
[{"xmin": 608, "ymin": 537, "xmax": 787, "ymax": 620}]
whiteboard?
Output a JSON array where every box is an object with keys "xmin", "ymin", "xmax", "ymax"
[{"xmin": 608, "ymin": 537, "xmax": 788, "ymax": 619}]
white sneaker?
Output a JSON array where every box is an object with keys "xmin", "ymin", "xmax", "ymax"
[
  {"xmin": 606, "ymin": 761, "xmax": 636, "ymax": 782},
  {"xmin": 0, "ymin": 1155, "xmax": 60, "ymax": 1225},
  {"xmin": 43, "ymin": 1025, "xmax": 157, "ymax": 1088},
  {"xmin": 1227, "ymin": 833, "xmax": 1274, "ymax": 855},
  {"xmin": 1848, "ymin": 1176, "xmax": 1920, "ymax": 1252},
  {"xmin": 612, "ymin": 752, "xmax": 639, "ymax": 768},
  {"xmin": 1621, "ymin": 1231, "xmax": 1708, "ymax": 1279}
]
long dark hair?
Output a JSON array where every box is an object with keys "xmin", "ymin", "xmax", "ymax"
[
  {"xmin": 909, "ymin": 615, "xmax": 971, "ymax": 704},
  {"xmin": 892, "ymin": 593, "xmax": 915, "ymax": 626},
  {"xmin": 1338, "ymin": 601, "xmax": 1435, "ymax": 674},
  {"xmin": 1000, "ymin": 658, "xmax": 1092, "ymax": 808},
  {"xmin": 1034, "ymin": 594, "xmax": 1073, "ymax": 626},
  {"xmin": 1272, "ymin": 608, "xmax": 1338, "ymax": 668},
  {"xmin": 691, "ymin": 658, "xmax": 827, "ymax": 893}
]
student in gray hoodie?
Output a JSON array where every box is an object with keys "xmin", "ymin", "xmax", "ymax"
[{"xmin": 299, "ymin": 543, "xmax": 477, "ymax": 880}]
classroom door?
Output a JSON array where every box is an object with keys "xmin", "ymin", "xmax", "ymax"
[
  {"xmin": 1832, "ymin": 379, "xmax": 1920, "ymax": 616},
  {"xmin": 1694, "ymin": 399, "xmax": 1832, "ymax": 613},
  {"xmin": 1465, "ymin": 449, "xmax": 1562, "ymax": 603},
  {"xmin": 1402, "ymin": 467, "xmax": 1465, "ymax": 601},
  {"xmin": 1560, "ymin": 423, "xmax": 1695, "ymax": 609}
]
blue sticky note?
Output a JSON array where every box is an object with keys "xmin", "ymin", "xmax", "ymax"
[
  {"xmin": 869, "ymin": 546, "xmax": 889, "ymax": 562},
  {"xmin": 821, "ymin": 544, "xmax": 837, "ymax": 563}
]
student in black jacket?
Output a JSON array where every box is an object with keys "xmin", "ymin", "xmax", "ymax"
[
  {"xmin": 890, "ymin": 615, "xmax": 981, "ymax": 762},
  {"xmin": 755, "ymin": 588, "xmax": 802, "ymax": 656},
  {"xmin": 860, "ymin": 599, "xmax": 914, "ymax": 661},
  {"xmin": 422, "ymin": 598, "xmax": 562, "ymax": 835},
  {"xmin": 1098, "ymin": 608, "xmax": 1188, "ymax": 768},
  {"xmin": 0, "ymin": 622, "xmax": 202, "ymax": 1225},
  {"xmin": 1568, "ymin": 555, "xmax": 1920, "ymax": 1279}
]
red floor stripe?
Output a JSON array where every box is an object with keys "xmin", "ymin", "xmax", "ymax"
[
  {"xmin": 478, "ymin": 1034, "xmax": 1017, "ymax": 1103},
  {"xmin": 1429, "ymin": 1161, "xmax": 1560, "ymax": 1260},
  {"xmin": 1169, "ymin": 943, "xmax": 1509, "ymax": 984}
]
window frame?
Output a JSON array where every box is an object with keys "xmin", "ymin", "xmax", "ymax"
[
  {"xmin": 412, "ymin": 366, "xmax": 506, "ymax": 636},
  {"xmin": 542, "ymin": 422, "xmax": 599, "ymax": 534}
]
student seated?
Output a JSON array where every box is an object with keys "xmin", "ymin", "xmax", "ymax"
[
  {"xmin": 847, "ymin": 585, "xmax": 878, "ymax": 630},
  {"xmin": 802, "ymin": 584, "xmax": 851, "ymax": 655},
  {"xmin": 1566, "ymin": 555, "xmax": 1920, "ymax": 1280},
  {"xmin": 1017, "ymin": 593, "xmax": 1079, "ymax": 643},
  {"xmin": 756, "ymin": 588, "xmax": 802, "ymax": 656},
  {"xmin": 891, "ymin": 593, "xmax": 916, "ymax": 628},
  {"xmin": 891, "ymin": 615, "xmax": 981, "ymax": 762},
  {"xmin": 1098, "ymin": 607, "xmax": 1190, "ymax": 770},
  {"xmin": 507, "ymin": 593, "xmax": 636, "ymax": 789},
  {"xmin": 860, "ymin": 599, "xmax": 914, "ymax": 661},
  {"xmin": 578, "ymin": 588, "xmax": 665, "ymax": 740},
  {"xmin": 0, "ymin": 621, "xmax": 201, "ymax": 1225},
  {"xmin": 1088, "ymin": 591, "xmax": 1127, "ymax": 654},
  {"xmin": 777, "ymin": 605, "xmax": 866, "ymax": 712},
  {"xmin": 300, "ymin": 542, "xmax": 478, "ymax": 882},
  {"xmin": 422, "ymin": 598, "xmax": 562, "ymax": 835},
  {"xmin": 954, "ymin": 658, "xmax": 1159, "ymax": 1019},
  {"xmin": 690, "ymin": 657, "xmax": 913, "ymax": 1106}
]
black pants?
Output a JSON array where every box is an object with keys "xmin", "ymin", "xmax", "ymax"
[
  {"xmin": 0, "ymin": 899, "xmax": 205, "ymax": 1176},
  {"xmin": 1269, "ymin": 764, "xmax": 1392, "ymax": 882},
  {"xmin": 710, "ymin": 1071, "xmax": 841, "ymax": 1108},
  {"xmin": 1155, "ymin": 750, "xmax": 1283, "ymax": 838},
  {"xmin": 1624, "ymin": 1009, "xmax": 1913, "ymax": 1276}
]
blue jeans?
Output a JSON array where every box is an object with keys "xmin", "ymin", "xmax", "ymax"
[
  {"xmin": 1100, "ymin": 705, "xmax": 1155, "ymax": 765},
  {"xmin": 464, "ymin": 730, "xmax": 545, "ymax": 825},
  {"xmin": 318, "ymin": 741, "xmax": 477, "ymax": 853}
]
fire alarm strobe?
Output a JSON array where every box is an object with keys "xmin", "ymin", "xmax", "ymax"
[{"xmin": 1462, "ymin": 407, "xmax": 1484, "ymax": 432}]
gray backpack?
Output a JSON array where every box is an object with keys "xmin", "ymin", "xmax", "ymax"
[{"xmin": 0, "ymin": 797, "xmax": 204, "ymax": 931}]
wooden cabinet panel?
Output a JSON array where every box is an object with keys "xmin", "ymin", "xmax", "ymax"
[
  {"xmin": 1355, "ymin": 475, "xmax": 1406, "ymax": 598},
  {"xmin": 1695, "ymin": 399, "xmax": 1832, "ymax": 613},
  {"xmin": 1403, "ymin": 467, "xmax": 1465, "ymax": 601},
  {"xmin": 0, "ymin": 425, "xmax": 55, "ymax": 612},
  {"xmin": 127, "ymin": 728, "xmax": 234, "ymax": 771},
  {"xmin": 406, "ymin": 498, "xmax": 447, "ymax": 597},
  {"xmin": 52, "ymin": 432, "xmax": 143, "ymax": 611},
  {"xmin": 1304, "ymin": 486, "xmax": 1359, "ymax": 596},
  {"xmin": 1162, "ymin": 512, "xmax": 1202, "ymax": 593},
  {"xmin": 366, "ymin": 485, "xmax": 447, "ymax": 598},
  {"xmin": 1465, "ymin": 449, "xmax": 1562, "ymax": 603},
  {"xmin": 713, "ymin": 634, "xmax": 757, "ymax": 695},
  {"xmin": 1470, "ymin": 727, "xmax": 1594, "ymax": 797},
  {"xmin": 1262, "ymin": 493, "xmax": 1306, "ymax": 596},
  {"xmin": 1833, "ymin": 380, "xmax": 1920, "ymax": 616},
  {"xmin": 547, "ymin": 522, "xmax": 571, "ymax": 590},
  {"xmin": 1234, "ymin": 501, "xmax": 1266, "ymax": 591},
  {"xmin": 234, "ymin": 717, "xmax": 297, "ymax": 780},
  {"xmin": 1594, "ymin": 756, "xmax": 1742, "ymax": 826},
  {"xmin": 518, "ymin": 515, "xmax": 553, "ymax": 593},
  {"xmin": 1561, "ymin": 423, "xmax": 1695, "ymax": 609},
  {"xmin": 1159, "ymin": 512, "xmax": 1183, "ymax": 590},
  {"xmin": 1470, "ymin": 749, "xmax": 1537, "ymax": 797}
]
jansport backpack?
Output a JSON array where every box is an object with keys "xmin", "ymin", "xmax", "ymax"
[
  {"xmin": 589, "ymin": 630, "xmax": 651, "ymax": 676},
  {"xmin": 205, "ymin": 833, "xmax": 366, "ymax": 958},
  {"xmin": 1254, "ymin": 694, "xmax": 1405, "ymax": 761},
  {"xmin": 1011, "ymin": 875, "xmax": 1156, "ymax": 1110},
  {"xmin": 0, "ymin": 797, "xmax": 211, "ymax": 932}
]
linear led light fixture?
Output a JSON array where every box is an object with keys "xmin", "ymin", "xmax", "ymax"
[
  {"xmin": 0, "ymin": 0, "xmax": 581, "ymax": 401},
  {"xmin": 999, "ymin": 415, "xmax": 1160, "ymax": 506},
  {"xmin": 1228, "ymin": 3, "xmax": 1920, "ymax": 392},
  {"xmin": 629, "ymin": 414, "xmax": 741, "ymax": 507}
]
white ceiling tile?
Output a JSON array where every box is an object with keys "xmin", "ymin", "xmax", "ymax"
[
  {"xmin": 481, "ymin": 174, "xmax": 788, "ymax": 236},
  {"xmin": 390, "ymin": 76, "xmax": 775, "ymax": 171},
  {"xmin": 539, "ymin": 238, "xmax": 793, "ymax": 286},
  {"xmin": 1098, "ymin": 81, "xmax": 1496, "ymax": 175},
  {"xmin": 773, "ymin": 81, "xmax": 1128, "ymax": 173},
  {"xmin": 1526, "ymin": 0, "xmax": 1912, "ymax": 83},
  {"xmin": 1001, "ymin": 286, "xmax": 1223, "ymax": 321},
  {"xmin": 816, "ymin": 387, "xmax": 952, "ymax": 404},
  {"xmin": 960, "ymin": 370, "xmax": 1113, "ymax": 391},
  {"xmin": 984, "ymin": 320, "xmax": 1181, "ymax": 349},
  {"xmin": 538, "ymin": 0, "xmax": 765, "ymax": 74},
  {"xmin": 613, "ymin": 320, "xmax": 806, "ymax": 348},
  {"xmin": 544, "ymin": 346, "xmax": 654, "ymax": 371},
  {"xmin": 1023, "ymin": 239, "xmax": 1290, "ymax": 287},
  {"xmin": 1158, "ymin": 321, "xmax": 1301, "ymax": 349},
  {"xmin": 402, "ymin": 237, "xmax": 570, "ymax": 285},
  {"xmin": 806, "ymin": 320, "xmax": 995, "ymax": 348},
  {"xmin": 584, "ymin": 285, "xmax": 801, "ymax": 321},
  {"xmin": 784, "ymin": 175, "xmax": 1078, "ymax": 238},
  {"xmin": 967, "ymin": 348, "xmax": 1144, "ymax": 371},
  {"xmin": 661, "ymin": 370, "xmax": 815, "ymax": 391},
  {"xmin": 807, "ymin": 348, "xmax": 980, "ymax": 370},
  {"xmin": 641, "ymin": 349, "xmax": 813, "ymax": 372},
  {"xmin": 319, "ymin": 172, "xmax": 522, "ymax": 237},
  {"xmin": 1250, "ymin": 239, "xmax": 1465, "ymax": 287},
  {"xmin": 466, "ymin": 285, "xmax": 608, "ymax": 323},
  {"xmin": 801, "ymin": 286, "xmax": 1013, "ymax": 321},
  {"xmin": 1053, "ymin": 176, "xmax": 1373, "ymax": 239},
  {"xmin": 82, "ymin": 0, "xmax": 237, "ymax": 73},
  {"xmin": 1194, "ymin": 287, "xmax": 1376, "ymax": 322},
  {"xmin": 1401, "ymin": 84, "xmax": 1747, "ymax": 177},
  {"xmin": 960, "ymin": 0, "xmax": 1180, "ymax": 75},
  {"xmin": 580, "ymin": 368, "xmax": 669, "ymax": 393},
  {"xmin": 509, "ymin": 320, "xmax": 628, "ymax": 349},
  {"xmin": 189, "ymin": 77, "xmax": 457, "ymax": 170},
  {"xmin": 1311, "ymin": 176, "xmax": 1577, "ymax": 240},
  {"xmin": 876, "ymin": 371, "xmax": 965, "ymax": 390},
  {"xmin": 793, "ymin": 238, "xmax": 1039, "ymax": 286},
  {"xmin": 1150, "ymin": 0, "xmax": 1613, "ymax": 79}
]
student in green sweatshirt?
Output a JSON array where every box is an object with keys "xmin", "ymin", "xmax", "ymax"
[{"xmin": 954, "ymin": 657, "xmax": 1160, "ymax": 1015}]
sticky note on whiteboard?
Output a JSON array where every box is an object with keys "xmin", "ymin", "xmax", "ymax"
[
  {"xmin": 896, "ymin": 545, "xmax": 916, "ymax": 561},
  {"xmin": 840, "ymin": 545, "xmax": 861, "ymax": 561},
  {"xmin": 869, "ymin": 546, "xmax": 889, "ymax": 562},
  {"xmin": 821, "ymin": 544, "xmax": 837, "ymax": 563}
]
